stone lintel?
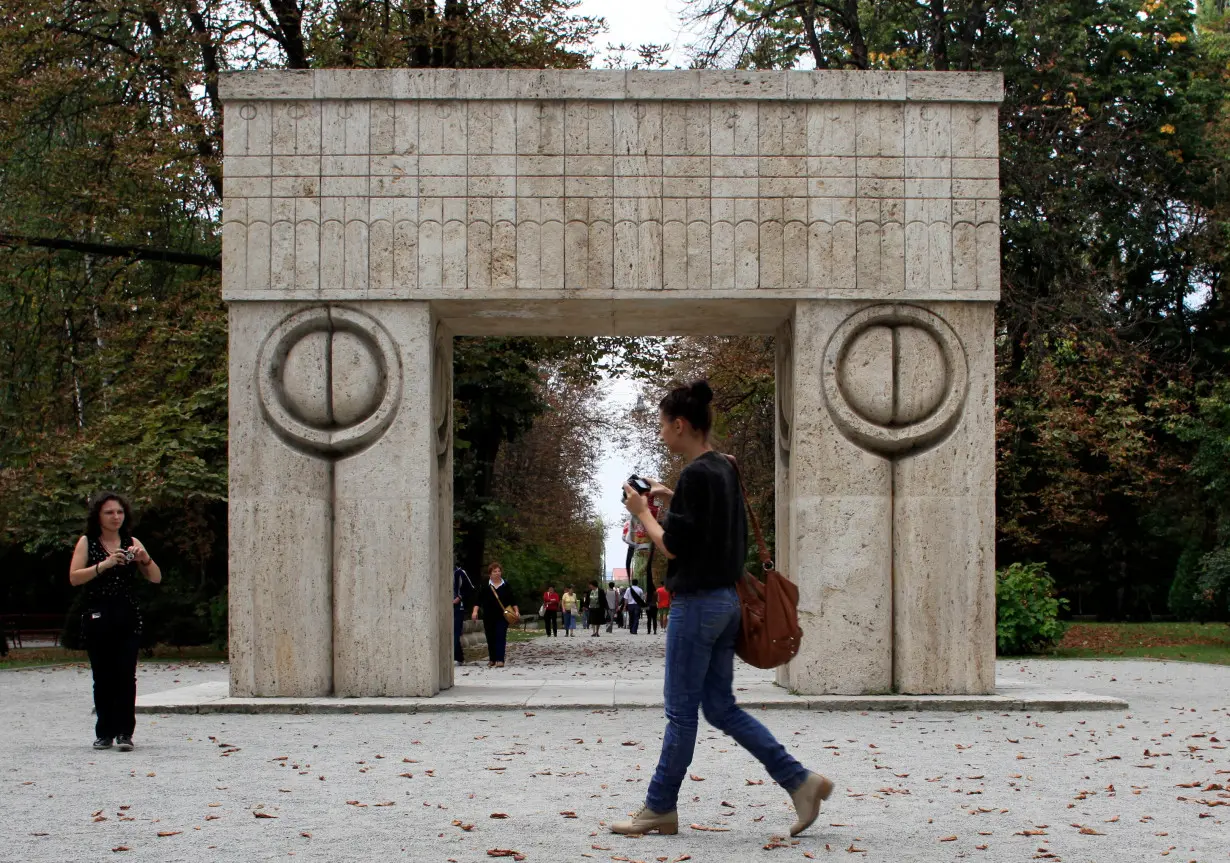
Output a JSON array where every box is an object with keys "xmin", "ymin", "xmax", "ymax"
[{"xmin": 219, "ymin": 70, "xmax": 1004, "ymax": 105}]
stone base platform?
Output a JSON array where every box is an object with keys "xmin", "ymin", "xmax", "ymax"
[{"xmin": 137, "ymin": 677, "xmax": 1126, "ymax": 715}]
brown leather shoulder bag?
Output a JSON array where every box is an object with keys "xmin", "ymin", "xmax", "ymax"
[{"xmin": 725, "ymin": 454, "xmax": 803, "ymax": 669}]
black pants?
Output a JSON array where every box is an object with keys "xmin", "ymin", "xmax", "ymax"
[
  {"xmin": 483, "ymin": 617, "xmax": 508, "ymax": 663},
  {"xmin": 453, "ymin": 603, "xmax": 465, "ymax": 662},
  {"xmin": 87, "ymin": 630, "xmax": 140, "ymax": 739},
  {"xmin": 544, "ymin": 609, "xmax": 558, "ymax": 636},
  {"xmin": 645, "ymin": 606, "xmax": 658, "ymax": 634}
]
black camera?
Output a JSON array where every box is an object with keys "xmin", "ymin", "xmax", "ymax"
[{"xmin": 622, "ymin": 474, "xmax": 652, "ymax": 502}]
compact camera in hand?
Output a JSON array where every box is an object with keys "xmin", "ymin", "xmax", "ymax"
[
  {"xmin": 622, "ymin": 474, "xmax": 652, "ymax": 502},
  {"xmin": 121, "ymin": 549, "xmax": 136, "ymax": 563}
]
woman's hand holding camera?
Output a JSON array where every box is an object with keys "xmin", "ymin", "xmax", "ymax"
[
  {"xmin": 133, "ymin": 545, "xmax": 152, "ymax": 566},
  {"xmin": 101, "ymin": 550, "xmax": 128, "ymax": 571},
  {"xmin": 623, "ymin": 483, "xmax": 649, "ymax": 516}
]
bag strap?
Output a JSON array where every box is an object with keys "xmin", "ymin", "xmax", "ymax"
[
  {"xmin": 490, "ymin": 581, "xmax": 511, "ymax": 614},
  {"xmin": 724, "ymin": 454, "xmax": 773, "ymax": 571}
]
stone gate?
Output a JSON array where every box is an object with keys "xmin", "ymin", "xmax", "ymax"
[{"xmin": 221, "ymin": 69, "xmax": 1002, "ymax": 698}]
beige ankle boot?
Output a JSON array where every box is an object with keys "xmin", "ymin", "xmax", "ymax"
[
  {"xmin": 610, "ymin": 805, "xmax": 678, "ymax": 835},
  {"xmin": 789, "ymin": 771, "xmax": 834, "ymax": 837}
]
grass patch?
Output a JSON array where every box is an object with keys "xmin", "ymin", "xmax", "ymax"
[
  {"xmin": 1047, "ymin": 622, "xmax": 1230, "ymax": 665},
  {"xmin": 0, "ymin": 644, "xmax": 227, "ymax": 671},
  {"xmin": 507, "ymin": 628, "xmax": 546, "ymax": 643}
]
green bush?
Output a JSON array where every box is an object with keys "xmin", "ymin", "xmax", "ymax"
[
  {"xmin": 1169, "ymin": 545, "xmax": 1215, "ymax": 620},
  {"xmin": 1196, "ymin": 547, "xmax": 1230, "ymax": 617},
  {"xmin": 996, "ymin": 562, "xmax": 1069, "ymax": 655}
]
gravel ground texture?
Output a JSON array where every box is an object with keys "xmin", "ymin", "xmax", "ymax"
[{"xmin": 3, "ymin": 627, "xmax": 1228, "ymax": 863}]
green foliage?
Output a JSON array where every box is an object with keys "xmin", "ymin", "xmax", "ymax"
[
  {"xmin": 1169, "ymin": 546, "xmax": 1218, "ymax": 620},
  {"xmin": 996, "ymin": 563, "xmax": 1069, "ymax": 655},
  {"xmin": 1196, "ymin": 547, "xmax": 1230, "ymax": 616}
]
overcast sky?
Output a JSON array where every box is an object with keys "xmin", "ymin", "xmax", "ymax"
[{"xmin": 578, "ymin": 0, "xmax": 696, "ymax": 68}]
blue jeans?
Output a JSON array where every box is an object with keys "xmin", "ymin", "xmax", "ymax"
[
  {"xmin": 629, "ymin": 605, "xmax": 641, "ymax": 634},
  {"xmin": 645, "ymin": 587, "xmax": 808, "ymax": 813}
]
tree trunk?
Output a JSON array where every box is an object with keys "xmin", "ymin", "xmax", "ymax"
[{"xmin": 930, "ymin": 0, "xmax": 949, "ymax": 71}]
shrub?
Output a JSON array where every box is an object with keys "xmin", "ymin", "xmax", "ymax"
[
  {"xmin": 1196, "ymin": 547, "xmax": 1230, "ymax": 617},
  {"xmin": 1169, "ymin": 545, "xmax": 1215, "ymax": 621},
  {"xmin": 996, "ymin": 562, "xmax": 1069, "ymax": 655}
]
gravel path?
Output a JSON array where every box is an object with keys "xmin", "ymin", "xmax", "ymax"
[{"xmin": 4, "ymin": 634, "xmax": 1228, "ymax": 863}]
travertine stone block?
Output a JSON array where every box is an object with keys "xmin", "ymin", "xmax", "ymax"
[
  {"xmin": 892, "ymin": 302, "xmax": 996, "ymax": 694},
  {"xmin": 781, "ymin": 301, "xmax": 893, "ymax": 694},
  {"xmin": 333, "ymin": 302, "xmax": 442, "ymax": 697},
  {"xmin": 228, "ymin": 303, "xmax": 332, "ymax": 698}
]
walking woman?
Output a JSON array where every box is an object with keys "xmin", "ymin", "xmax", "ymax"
[
  {"xmin": 561, "ymin": 586, "xmax": 579, "ymax": 637},
  {"xmin": 472, "ymin": 562, "xmax": 519, "ymax": 668},
  {"xmin": 68, "ymin": 492, "xmax": 162, "ymax": 751},
  {"xmin": 612, "ymin": 381, "xmax": 833, "ymax": 838},
  {"xmin": 586, "ymin": 579, "xmax": 607, "ymax": 636}
]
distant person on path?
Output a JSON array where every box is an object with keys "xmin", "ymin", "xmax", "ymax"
[
  {"xmin": 611, "ymin": 381, "xmax": 832, "ymax": 838},
  {"xmin": 605, "ymin": 582, "xmax": 620, "ymax": 633},
  {"xmin": 472, "ymin": 562, "xmax": 519, "ymax": 668},
  {"xmin": 587, "ymin": 580, "xmax": 608, "ymax": 637},
  {"xmin": 453, "ymin": 565, "xmax": 475, "ymax": 665},
  {"xmin": 644, "ymin": 579, "xmax": 658, "ymax": 635},
  {"xmin": 656, "ymin": 584, "xmax": 671, "ymax": 631},
  {"xmin": 623, "ymin": 582, "xmax": 646, "ymax": 634},
  {"xmin": 542, "ymin": 585, "xmax": 561, "ymax": 637},
  {"xmin": 561, "ymin": 586, "xmax": 578, "ymax": 637},
  {"xmin": 67, "ymin": 492, "xmax": 162, "ymax": 752}
]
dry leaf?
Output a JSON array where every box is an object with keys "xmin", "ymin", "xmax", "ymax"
[
  {"xmin": 111, "ymin": 847, "xmax": 130, "ymax": 853},
  {"xmin": 1078, "ymin": 826, "xmax": 1104, "ymax": 835},
  {"xmin": 689, "ymin": 824, "xmax": 730, "ymax": 832},
  {"xmin": 490, "ymin": 812, "xmax": 510, "ymax": 819},
  {"xmin": 940, "ymin": 836, "xmax": 958, "ymax": 842},
  {"xmin": 846, "ymin": 844, "xmax": 867, "ymax": 853},
  {"xmin": 486, "ymin": 851, "xmax": 525, "ymax": 861},
  {"xmin": 560, "ymin": 811, "xmax": 578, "ymax": 819},
  {"xmin": 745, "ymin": 779, "xmax": 764, "ymax": 786},
  {"xmin": 689, "ymin": 774, "xmax": 705, "ymax": 781},
  {"xmin": 253, "ymin": 812, "xmax": 277, "ymax": 819},
  {"xmin": 156, "ymin": 830, "xmax": 182, "ymax": 837}
]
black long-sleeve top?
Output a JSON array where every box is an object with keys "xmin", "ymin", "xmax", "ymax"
[
  {"xmin": 662, "ymin": 452, "xmax": 747, "ymax": 595},
  {"xmin": 474, "ymin": 578, "xmax": 516, "ymax": 621}
]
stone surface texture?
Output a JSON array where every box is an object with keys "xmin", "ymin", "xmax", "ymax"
[{"xmin": 223, "ymin": 71, "xmax": 1003, "ymax": 698}]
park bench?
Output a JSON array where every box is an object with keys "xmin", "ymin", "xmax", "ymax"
[{"xmin": 1, "ymin": 613, "xmax": 64, "ymax": 648}]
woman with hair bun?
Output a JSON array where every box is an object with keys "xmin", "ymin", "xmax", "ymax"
[
  {"xmin": 612, "ymin": 380, "xmax": 833, "ymax": 839},
  {"xmin": 67, "ymin": 492, "xmax": 162, "ymax": 751}
]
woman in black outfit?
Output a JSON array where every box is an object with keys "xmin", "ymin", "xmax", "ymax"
[
  {"xmin": 471, "ymin": 561, "xmax": 519, "ymax": 668},
  {"xmin": 611, "ymin": 381, "xmax": 831, "ymax": 839},
  {"xmin": 68, "ymin": 492, "xmax": 162, "ymax": 751}
]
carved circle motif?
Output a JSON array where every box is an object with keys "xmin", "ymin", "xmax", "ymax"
[
  {"xmin": 287, "ymin": 103, "xmax": 308, "ymax": 121},
  {"xmin": 436, "ymin": 104, "xmax": 453, "ymax": 119},
  {"xmin": 239, "ymin": 103, "xmax": 257, "ymax": 120},
  {"xmin": 338, "ymin": 101, "xmax": 354, "ymax": 119},
  {"xmin": 822, "ymin": 304, "xmax": 968, "ymax": 457},
  {"xmin": 257, "ymin": 307, "xmax": 402, "ymax": 457}
]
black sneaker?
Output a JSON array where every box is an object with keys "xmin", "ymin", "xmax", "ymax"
[
  {"xmin": 93, "ymin": 738, "xmax": 113, "ymax": 750},
  {"xmin": 115, "ymin": 736, "xmax": 134, "ymax": 752}
]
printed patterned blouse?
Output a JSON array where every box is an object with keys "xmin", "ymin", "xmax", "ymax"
[{"xmin": 85, "ymin": 536, "xmax": 144, "ymax": 634}]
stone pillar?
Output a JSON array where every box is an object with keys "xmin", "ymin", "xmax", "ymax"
[
  {"xmin": 782, "ymin": 299, "xmax": 994, "ymax": 696},
  {"xmin": 781, "ymin": 300, "xmax": 894, "ymax": 695},
  {"xmin": 228, "ymin": 303, "xmax": 333, "ymax": 698},
  {"xmin": 331, "ymin": 301, "xmax": 443, "ymax": 697},
  {"xmin": 892, "ymin": 302, "xmax": 996, "ymax": 694}
]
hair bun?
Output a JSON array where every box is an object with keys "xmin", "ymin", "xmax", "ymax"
[{"xmin": 689, "ymin": 380, "xmax": 714, "ymax": 405}]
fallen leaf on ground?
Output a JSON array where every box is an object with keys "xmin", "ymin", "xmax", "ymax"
[
  {"xmin": 156, "ymin": 830, "xmax": 181, "ymax": 837},
  {"xmin": 689, "ymin": 774, "xmax": 705, "ymax": 781},
  {"xmin": 689, "ymin": 824, "xmax": 729, "ymax": 832},
  {"xmin": 486, "ymin": 851, "xmax": 525, "ymax": 861},
  {"xmin": 490, "ymin": 812, "xmax": 509, "ymax": 819},
  {"xmin": 940, "ymin": 836, "xmax": 957, "ymax": 842},
  {"xmin": 111, "ymin": 847, "xmax": 130, "ymax": 853},
  {"xmin": 745, "ymin": 779, "xmax": 764, "ymax": 786},
  {"xmin": 253, "ymin": 812, "xmax": 277, "ymax": 819},
  {"xmin": 559, "ymin": 811, "xmax": 578, "ymax": 818}
]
